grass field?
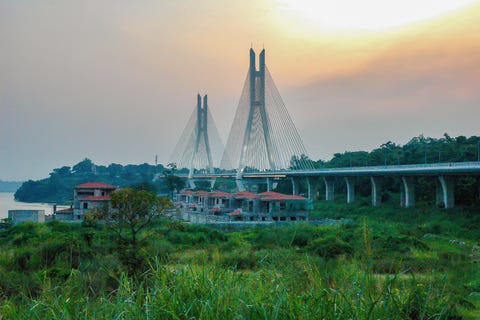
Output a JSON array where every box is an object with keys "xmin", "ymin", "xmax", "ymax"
[{"xmin": 0, "ymin": 198, "xmax": 478, "ymax": 319}]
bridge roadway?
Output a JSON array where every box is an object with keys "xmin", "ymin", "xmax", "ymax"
[
  {"xmin": 185, "ymin": 162, "xmax": 480, "ymax": 179},
  {"xmin": 180, "ymin": 162, "xmax": 480, "ymax": 209}
]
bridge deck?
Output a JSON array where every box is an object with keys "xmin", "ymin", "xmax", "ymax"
[{"xmin": 183, "ymin": 162, "xmax": 480, "ymax": 179}]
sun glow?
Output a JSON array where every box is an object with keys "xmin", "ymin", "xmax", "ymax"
[{"xmin": 277, "ymin": 0, "xmax": 477, "ymax": 32}]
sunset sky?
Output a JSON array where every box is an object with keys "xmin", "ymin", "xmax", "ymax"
[{"xmin": 1, "ymin": 1, "xmax": 480, "ymax": 180}]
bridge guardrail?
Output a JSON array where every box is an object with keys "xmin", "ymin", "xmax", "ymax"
[{"xmin": 182, "ymin": 161, "xmax": 480, "ymax": 179}]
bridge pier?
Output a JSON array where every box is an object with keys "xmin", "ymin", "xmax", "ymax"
[
  {"xmin": 236, "ymin": 179, "xmax": 246, "ymax": 192},
  {"xmin": 401, "ymin": 177, "xmax": 415, "ymax": 208},
  {"xmin": 291, "ymin": 178, "xmax": 300, "ymax": 195},
  {"xmin": 344, "ymin": 177, "xmax": 355, "ymax": 203},
  {"xmin": 266, "ymin": 178, "xmax": 274, "ymax": 191},
  {"xmin": 324, "ymin": 177, "xmax": 335, "ymax": 201},
  {"xmin": 306, "ymin": 177, "xmax": 319, "ymax": 200},
  {"xmin": 435, "ymin": 180, "xmax": 443, "ymax": 206},
  {"xmin": 438, "ymin": 176, "xmax": 455, "ymax": 208},
  {"xmin": 370, "ymin": 176, "xmax": 382, "ymax": 206}
]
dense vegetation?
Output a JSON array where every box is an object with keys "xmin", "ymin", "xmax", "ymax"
[
  {"xmin": 320, "ymin": 134, "xmax": 480, "ymax": 168},
  {"xmin": 14, "ymin": 159, "xmax": 170, "ymax": 203},
  {"xmin": 0, "ymin": 197, "xmax": 478, "ymax": 319},
  {"xmin": 14, "ymin": 134, "xmax": 480, "ymax": 204}
]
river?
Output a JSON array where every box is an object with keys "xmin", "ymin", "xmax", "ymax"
[{"xmin": 0, "ymin": 193, "xmax": 65, "ymax": 219}]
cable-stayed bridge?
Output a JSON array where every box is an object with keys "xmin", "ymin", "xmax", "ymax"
[
  {"xmin": 169, "ymin": 94, "xmax": 226, "ymax": 188},
  {"xmin": 169, "ymin": 49, "xmax": 480, "ymax": 209}
]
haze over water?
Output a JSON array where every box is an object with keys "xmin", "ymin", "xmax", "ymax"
[{"xmin": 0, "ymin": 193, "xmax": 62, "ymax": 219}]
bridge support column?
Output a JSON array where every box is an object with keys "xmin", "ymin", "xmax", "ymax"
[
  {"xmin": 291, "ymin": 178, "xmax": 300, "ymax": 195},
  {"xmin": 438, "ymin": 176, "xmax": 455, "ymax": 209},
  {"xmin": 236, "ymin": 179, "xmax": 246, "ymax": 192},
  {"xmin": 306, "ymin": 177, "xmax": 319, "ymax": 200},
  {"xmin": 188, "ymin": 179, "xmax": 196, "ymax": 189},
  {"xmin": 344, "ymin": 177, "xmax": 355, "ymax": 204},
  {"xmin": 267, "ymin": 178, "xmax": 273, "ymax": 192},
  {"xmin": 435, "ymin": 180, "xmax": 443, "ymax": 206},
  {"xmin": 324, "ymin": 177, "xmax": 335, "ymax": 201},
  {"xmin": 370, "ymin": 176, "xmax": 381, "ymax": 206},
  {"xmin": 401, "ymin": 177, "xmax": 415, "ymax": 208}
]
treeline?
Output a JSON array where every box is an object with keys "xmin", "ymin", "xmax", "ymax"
[
  {"xmin": 14, "ymin": 158, "xmax": 168, "ymax": 203},
  {"xmin": 15, "ymin": 134, "xmax": 480, "ymax": 204},
  {"xmin": 317, "ymin": 134, "xmax": 480, "ymax": 168}
]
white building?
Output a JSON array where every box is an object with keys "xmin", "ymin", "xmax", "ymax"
[{"xmin": 8, "ymin": 210, "xmax": 45, "ymax": 225}]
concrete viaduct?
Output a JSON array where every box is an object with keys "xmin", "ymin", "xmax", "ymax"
[{"xmin": 184, "ymin": 162, "xmax": 480, "ymax": 209}]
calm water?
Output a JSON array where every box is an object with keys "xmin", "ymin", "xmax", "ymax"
[{"xmin": 0, "ymin": 193, "xmax": 64, "ymax": 219}]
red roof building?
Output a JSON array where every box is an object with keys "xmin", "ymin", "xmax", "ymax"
[
  {"xmin": 70, "ymin": 182, "xmax": 117, "ymax": 221},
  {"xmin": 233, "ymin": 191, "xmax": 259, "ymax": 199},
  {"xmin": 75, "ymin": 182, "xmax": 117, "ymax": 189},
  {"xmin": 258, "ymin": 191, "xmax": 306, "ymax": 201}
]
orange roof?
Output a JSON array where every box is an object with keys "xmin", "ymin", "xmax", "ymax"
[
  {"xmin": 233, "ymin": 191, "xmax": 259, "ymax": 199},
  {"xmin": 209, "ymin": 190, "xmax": 232, "ymax": 198},
  {"xmin": 82, "ymin": 196, "xmax": 111, "ymax": 201},
  {"xmin": 194, "ymin": 190, "xmax": 209, "ymax": 196},
  {"xmin": 258, "ymin": 191, "xmax": 306, "ymax": 201},
  {"xmin": 75, "ymin": 182, "xmax": 117, "ymax": 189},
  {"xmin": 180, "ymin": 190, "xmax": 193, "ymax": 195},
  {"xmin": 228, "ymin": 209, "xmax": 242, "ymax": 216}
]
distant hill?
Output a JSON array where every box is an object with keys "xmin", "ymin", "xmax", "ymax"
[
  {"xmin": 0, "ymin": 180, "xmax": 23, "ymax": 193},
  {"xmin": 15, "ymin": 158, "xmax": 168, "ymax": 204}
]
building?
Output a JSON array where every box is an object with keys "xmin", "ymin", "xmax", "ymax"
[
  {"xmin": 8, "ymin": 210, "xmax": 45, "ymax": 225},
  {"xmin": 175, "ymin": 189, "xmax": 310, "ymax": 222},
  {"xmin": 54, "ymin": 182, "xmax": 117, "ymax": 221},
  {"xmin": 54, "ymin": 207, "xmax": 74, "ymax": 221}
]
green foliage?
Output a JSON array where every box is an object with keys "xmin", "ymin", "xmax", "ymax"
[
  {"xmin": 14, "ymin": 159, "xmax": 167, "ymax": 204},
  {"xmin": 307, "ymin": 235, "xmax": 353, "ymax": 258},
  {"xmin": 163, "ymin": 162, "xmax": 186, "ymax": 197},
  {"xmin": 0, "ymin": 203, "xmax": 479, "ymax": 318},
  {"xmin": 102, "ymin": 188, "xmax": 173, "ymax": 274}
]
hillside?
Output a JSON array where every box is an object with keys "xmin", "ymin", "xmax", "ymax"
[{"xmin": 14, "ymin": 159, "xmax": 168, "ymax": 204}]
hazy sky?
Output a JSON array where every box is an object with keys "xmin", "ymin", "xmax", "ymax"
[{"xmin": 1, "ymin": 1, "xmax": 480, "ymax": 180}]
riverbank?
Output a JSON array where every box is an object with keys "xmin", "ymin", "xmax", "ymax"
[{"xmin": 0, "ymin": 193, "xmax": 67, "ymax": 219}]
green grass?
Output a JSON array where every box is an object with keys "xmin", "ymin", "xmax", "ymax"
[{"xmin": 0, "ymin": 200, "xmax": 479, "ymax": 319}]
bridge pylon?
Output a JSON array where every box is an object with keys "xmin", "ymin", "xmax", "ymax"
[
  {"xmin": 220, "ymin": 49, "xmax": 313, "ymax": 191},
  {"xmin": 169, "ymin": 94, "xmax": 224, "ymax": 189}
]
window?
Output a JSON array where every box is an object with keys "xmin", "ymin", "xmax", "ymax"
[
  {"xmin": 83, "ymin": 202, "xmax": 88, "ymax": 209},
  {"xmin": 78, "ymin": 191, "xmax": 94, "ymax": 196}
]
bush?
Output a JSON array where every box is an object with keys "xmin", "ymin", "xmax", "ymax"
[
  {"xmin": 220, "ymin": 249, "xmax": 257, "ymax": 270},
  {"xmin": 307, "ymin": 236, "xmax": 353, "ymax": 259}
]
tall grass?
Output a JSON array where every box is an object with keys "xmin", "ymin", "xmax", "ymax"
[
  {"xmin": 0, "ymin": 258, "xmax": 462, "ymax": 319},
  {"xmin": 0, "ymin": 203, "xmax": 478, "ymax": 319}
]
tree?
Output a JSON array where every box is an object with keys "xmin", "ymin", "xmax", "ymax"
[
  {"xmin": 130, "ymin": 181, "xmax": 158, "ymax": 194},
  {"xmin": 72, "ymin": 158, "xmax": 94, "ymax": 174},
  {"xmin": 51, "ymin": 166, "xmax": 72, "ymax": 177},
  {"xmin": 103, "ymin": 188, "xmax": 172, "ymax": 274},
  {"xmin": 163, "ymin": 163, "xmax": 185, "ymax": 198}
]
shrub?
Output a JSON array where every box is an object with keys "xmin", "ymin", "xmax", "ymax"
[{"xmin": 307, "ymin": 236, "xmax": 353, "ymax": 259}]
